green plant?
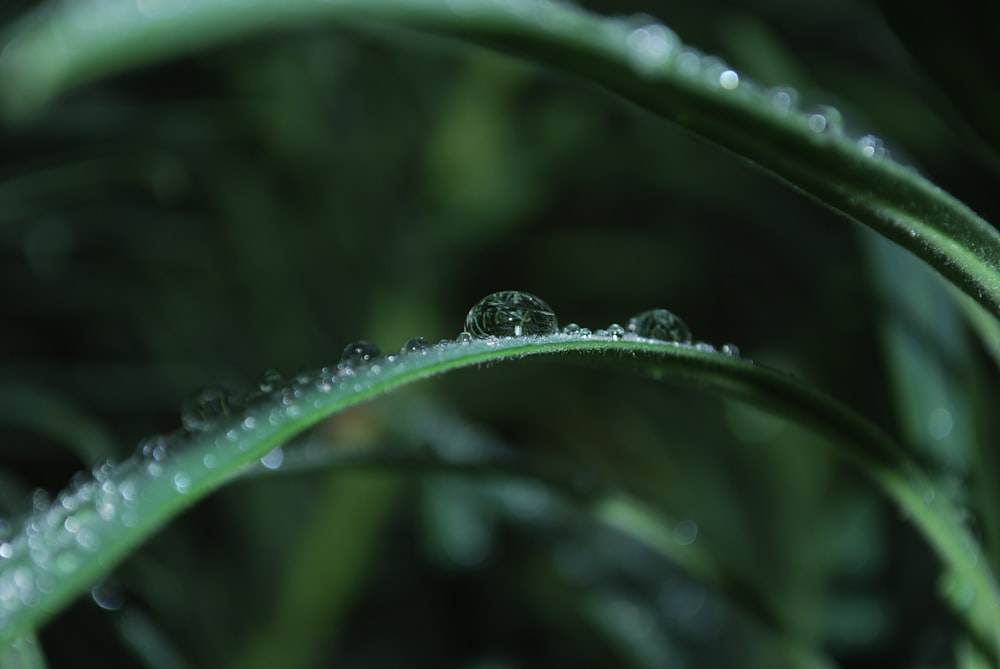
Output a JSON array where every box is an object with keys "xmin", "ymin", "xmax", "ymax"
[{"xmin": 1, "ymin": 0, "xmax": 998, "ymax": 667}]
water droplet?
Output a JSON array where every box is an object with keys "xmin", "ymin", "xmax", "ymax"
[
  {"xmin": 627, "ymin": 308, "xmax": 692, "ymax": 343},
  {"xmin": 857, "ymin": 134, "xmax": 887, "ymax": 158},
  {"xmin": 718, "ymin": 69, "xmax": 739, "ymax": 90},
  {"xmin": 768, "ymin": 86, "xmax": 798, "ymax": 113},
  {"xmin": 465, "ymin": 291, "xmax": 558, "ymax": 338},
  {"xmin": 720, "ymin": 343, "xmax": 741, "ymax": 357},
  {"xmin": 675, "ymin": 49, "xmax": 702, "ymax": 76},
  {"xmin": 260, "ymin": 447, "xmax": 284, "ymax": 471},
  {"xmin": 181, "ymin": 387, "xmax": 244, "ymax": 433},
  {"xmin": 339, "ymin": 340, "xmax": 380, "ymax": 369},
  {"xmin": 694, "ymin": 342, "xmax": 716, "ymax": 352},
  {"xmin": 258, "ymin": 369, "xmax": 284, "ymax": 393},
  {"xmin": 136, "ymin": 434, "xmax": 172, "ymax": 462},
  {"xmin": 673, "ymin": 519, "xmax": 699, "ymax": 545},
  {"xmin": 608, "ymin": 324, "xmax": 626, "ymax": 339},
  {"xmin": 577, "ymin": 327, "xmax": 592, "ymax": 336},
  {"xmin": 562, "ymin": 323, "xmax": 581, "ymax": 334},
  {"xmin": 402, "ymin": 336, "xmax": 431, "ymax": 353},
  {"xmin": 456, "ymin": 331, "xmax": 473, "ymax": 344},
  {"xmin": 806, "ymin": 105, "xmax": 843, "ymax": 135},
  {"xmin": 0, "ymin": 543, "xmax": 13, "ymax": 559},
  {"xmin": 91, "ymin": 579, "xmax": 124, "ymax": 611},
  {"xmin": 625, "ymin": 23, "xmax": 679, "ymax": 72},
  {"xmin": 173, "ymin": 472, "xmax": 191, "ymax": 494}
]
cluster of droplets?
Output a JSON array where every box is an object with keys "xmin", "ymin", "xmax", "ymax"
[
  {"xmin": 460, "ymin": 291, "xmax": 742, "ymax": 356},
  {"xmin": 0, "ymin": 455, "xmax": 149, "ymax": 626},
  {"xmin": 0, "ymin": 289, "xmax": 746, "ymax": 628},
  {"xmin": 620, "ymin": 15, "xmax": 888, "ymax": 158}
]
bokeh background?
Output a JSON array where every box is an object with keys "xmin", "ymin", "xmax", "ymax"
[{"xmin": 2, "ymin": 0, "xmax": 999, "ymax": 667}]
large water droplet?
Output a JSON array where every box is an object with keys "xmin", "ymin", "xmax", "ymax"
[
  {"xmin": 465, "ymin": 291, "xmax": 558, "ymax": 338},
  {"xmin": 402, "ymin": 336, "xmax": 430, "ymax": 354},
  {"xmin": 181, "ymin": 387, "xmax": 244, "ymax": 433},
  {"xmin": 627, "ymin": 308, "xmax": 692, "ymax": 343},
  {"xmin": 339, "ymin": 340, "xmax": 380, "ymax": 369}
]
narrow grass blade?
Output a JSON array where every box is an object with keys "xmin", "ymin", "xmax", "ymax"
[{"xmin": 0, "ymin": 334, "xmax": 996, "ymax": 657}]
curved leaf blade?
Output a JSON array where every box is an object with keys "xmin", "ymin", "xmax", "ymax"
[
  {"xmin": 1, "ymin": 1, "xmax": 1000, "ymax": 320},
  {"xmin": 0, "ymin": 334, "xmax": 996, "ymax": 656}
]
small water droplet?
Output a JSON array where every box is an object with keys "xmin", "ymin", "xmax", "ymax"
[
  {"xmin": 718, "ymin": 69, "xmax": 739, "ymax": 90},
  {"xmin": 402, "ymin": 336, "xmax": 431, "ymax": 353},
  {"xmin": 260, "ymin": 447, "xmax": 284, "ymax": 470},
  {"xmin": 32, "ymin": 489, "xmax": 51, "ymax": 513},
  {"xmin": 857, "ymin": 134, "xmax": 887, "ymax": 158},
  {"xmin": 694, "ymin": 342, "xmax": 716, "ymax": 352},
  {"xmin": 562, "ymin": 323, "xmax": 581, "ymax": 334},
  {"xmin": 720, "ymin": 343, "xmax": 741, "ymax": 357},
  {"xmin": 258, "ymin": 369, "xmax": 284, "ymax": 393},
  {"xmin": 136, "ymin": 434, "xmax": 172, "ymax": 462},
  {"xmin": 465, "ymin": 291, "xmax": 559, "ymax": 338},
  {"xmin": 673, "ymin": 519, "xmax": 699, "ymax": 545},
  {"xmin": 625, "ymin": 22, "xmax": 679, "ymax": 72},
  {"xmin": 181, "ymin": 387, "xmax": 244, "ymax": 433},
  {"xmin": 627, "ymin": 308, "xmax": 692, "ymax": 343},
  {"xmin": 806, "ymin": 105, "xmax": 843, "ymax": 135},
  {"xmin": 456, "ymin": 331, "xmax": 473, "ymax": 344},
  {"xmin": 173, "ymin": 472, "xmax": 191, "ymax": 494},
  {"xmin": 768, "ymin": 86, "xmax": 798, "ymax": 113},
  {"xmin": 0, "ymin": 542, "xmax": 13, "ymax": 559},
  {"xmin": 608, "ymin": 324, "xmax": 626, "ymax": 339},
  {"xmin": 578, "ymin": 327, "xmax": 592, "ymax": 337},
  {"xmin": 91, "ymin": 579, "xmax": 124, "ymax": 611},
  {"xmin": 339, "ymin": 340, "xmax": 380, "ymax": 369},
  {"xmin": 595, "ymin": 329, "xmax": 609, "ymax": 336},
  {"xmin": 675, "ymin": 49, "xmax": 702, "ymax": 76}
]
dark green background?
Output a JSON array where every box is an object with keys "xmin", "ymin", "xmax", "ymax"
[{"xmin": 1, "ymin": 0, "xmax": 998, "ymax": 666}]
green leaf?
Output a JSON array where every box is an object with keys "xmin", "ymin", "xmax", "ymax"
[
  {"xmin": 0, "ymin": 334, "xmax": 996, "ymax": 658},
  {"xmin": 2, "ymin": 1, "xmax": 1000, "ymax": 323}
]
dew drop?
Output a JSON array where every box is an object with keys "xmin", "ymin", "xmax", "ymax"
[
  {"xmin": 718, "ymin": 69, "xmax": 739, "ymax": 90},
  {"xmin": 857, "ymin": 134, "xmax": 887, "ymax": 158},
  {"xmin": 339, "ymin": 340, "xmax": 380, "ymax": 369},
  {"xmin": 91, "ymin": 579, "xmax": 124, "ymax": 611},
  {"xmin": 578, "ymin": 327, "xmax": 592, "ymax": 337},
  {"xmin": 260, "ymin": 447, "xmax": 284, "ymax": 471},
  {"xmin": 625, "ymin": 22, "xmax": 679, "ymax": 72},
  {"xmin": 673, "ymin": 519, "xmax": 699, "ymax": 545},
  {"xmin": 608, "ymin": 324, "xmax": 626, "ymax": 339},
  {"xmin": 402, "ymin": 336, "xmax": 431, "ymax": 353},
  {"xmin": 456, "ymin": 331, "xmax": 473, "ymax": 344},
  {"xmin": 258, "ymin": 369, "xmax": 284, "ymax": 393},
  {"xmin": 627, "ymin": 308, "xmax": 692, "ymax": 343},
  {"xmin": 465, "ymin": 291, "xmax": 558, "ymax": 338},
  {"xmin": 768, "ymin": 86, "xmax": 798, "ymax": 113},
  {"xmin": 806, "ymin": 105, "xmax": 843, "ymax": 135},
  {"xmin": 173, "ymin": 472, "xmax": 191, "ymax": 494},
  {"xmin": 720, "ymin": 343, "xmax": 741, "ymax": 357},
  {"xmin": 136, "ymin": 434, "xmax": 171, "ymax": 462},
  {"xmin": 562, "ymin": 323, "xmax": 581, "ymax": 334},
  {"xmin": 181, "ymin": 387, "xmax": 244, "ymax": 433}
]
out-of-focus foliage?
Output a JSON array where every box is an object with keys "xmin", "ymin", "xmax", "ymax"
[{"xmin": 0, "ymin": 0, "xmax": 998, "ymax": 667}]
